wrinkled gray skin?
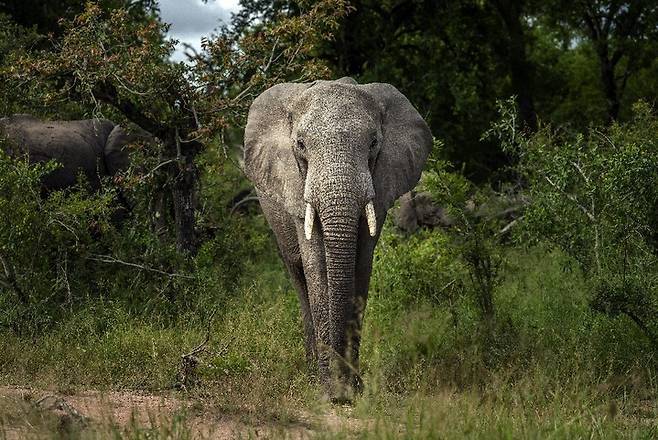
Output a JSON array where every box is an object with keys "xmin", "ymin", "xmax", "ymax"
[
  {"xmin": 244, "ymin": 78, "xmax": 432, "ymax": 401},
  {"xmin": 393, "ymin": 191, "xmax": 455, "ymax": 233},
  {"xmin": 0, "ymin": 114, "xmax": 133, "ymax": 190}
]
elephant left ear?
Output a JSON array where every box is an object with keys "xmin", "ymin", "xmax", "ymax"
[{"xmin": 361, "ymin": 83, "xmax": 433, "ymax": 212}]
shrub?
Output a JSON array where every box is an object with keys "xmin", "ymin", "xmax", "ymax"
[
  {"xmin": 497, "ymin": 100, "xmax": 658, "ymax": 348},
  {"xmin": 0, "ymin": 148, "xmax": 117, "ymax": 331},
  {"xmin": 0, "ymin": 139, "xmax": 272, "ymax": 333}
]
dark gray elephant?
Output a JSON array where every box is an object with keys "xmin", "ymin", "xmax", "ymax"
[
  {"xmin": 393, "ymin": 191, "xmax": 455, "ymax": 233},
  {"xmin": 0, "ymin": 114, "xmax": 134, "ymax": 191},
  {"xmin": 244, "ymin": 77, "xmax": 432, "ymax": 401}
]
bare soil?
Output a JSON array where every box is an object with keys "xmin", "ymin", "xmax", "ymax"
[{"xmin": 0, "ymin": 386, "xmax": 366, "ymax": 439}]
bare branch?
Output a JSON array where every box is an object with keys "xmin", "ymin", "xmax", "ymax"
[
  {"xmin": 230, "ymin": 196, "xmax": 259, "ymax": 215},
  {"xmin": 0, "ymin": 252, "xmax": 27, "ymax": 304},
  {"xmin": 86, "ymin": 254, "xmax": 194, "ymax": 279},
  {"xmin": 139, "ymin": 159, "xmax": 178, "ymax": 181},
  {"xmin": 543, "ymin": 175, "xmax": 595, "ymax": 222},
  {"xmin": 496, "ymin": 216, "xmax": 524, "ymax": 237},
  {"xmin": 570, "ymin": 161, "xmax": 591, "ymax": 186},
  {"xmin": 48, "ymin": 218, "xmax": 80, "ymax": 242}
]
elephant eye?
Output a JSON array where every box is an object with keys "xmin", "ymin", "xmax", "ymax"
[
  {"xmin": 370, "ymin": 138, "xmax": 378, "ymax": 150},
  {"xmin": 296, "ymin": 139, "xmax": 306, "ymax": 152}
]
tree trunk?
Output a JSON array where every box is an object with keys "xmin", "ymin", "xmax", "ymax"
[
  {"xmin": 493, "ymin": 0, "xmax": 537, "ymax": 131},
  {"xmin": 581, "ymin": 5, "xmax": 624, "ymax": 123},
  {"xmin": 597, "ymin": 46, "xmax": 620, "ymax": 122},
  {"xmin": 93, "ymin": 82, "xmax": 202, "ymax": 255},
  {"xmin": 172, "ymin": 170, "xmax": 197, "ymax": 254},
  {"xmin": 169, "ymin": 139, "xmax": 199, "ymax": 255}
]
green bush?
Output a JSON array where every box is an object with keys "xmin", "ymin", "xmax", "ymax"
[
  {"xmin": 498, "ymin": 101, "xmax": 658, "ymax": 348},
  {"xmin": 0, "ymin": 149, "xmax": 118, "ymax": 331},
  {"xmin": 0, "ymin": 138, "xmax": 274, "ymax": 333}
]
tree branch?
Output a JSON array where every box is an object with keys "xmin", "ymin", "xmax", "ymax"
[
  {"xmin": 93, "ymin": 81, "xmax": 166, "ymax": 138},
  {"xmin": 543, "ymin": 175, "xmax": 595, "ymax": 222},
  {"xmin": 0, "ymin": 252, "xmax": 27, "ymax": 305},
  {"xmin": 86, "ymin": 253, "xmax": 194, "ymax": 279}
]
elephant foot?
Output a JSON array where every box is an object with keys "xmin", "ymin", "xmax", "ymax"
[
  {"xmin": 321, "ymin": 373, "xmax": 362, "ymax": 405},
  {"xmin": 304, "ymin": 345, "xmax": 318, "ymax": 370}
]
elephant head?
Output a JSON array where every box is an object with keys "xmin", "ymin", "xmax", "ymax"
[
  {"xmin": 244, "ymin": 77, "xmax": 432, "ymax": 400},
  {"xmin": 0, "ymin": 114, "xmax": 135, "ymax": 190}
]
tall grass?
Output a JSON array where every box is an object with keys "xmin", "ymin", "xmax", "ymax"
[{"xmin": 2, "ymin": 220, "xmax": 657, "ymax": 437}]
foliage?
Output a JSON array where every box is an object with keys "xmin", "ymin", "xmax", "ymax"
[
  {"xmin": 194, "ymin": 0, "xmax": 351, "ymax": 138},
  {"xmin": 0, "ymin": 0, "xmax": 160, "ymax": 36},
  {"xmin": 371, "ymin": 225, "xmax": 463, "ymax": 313},
  {"xmin": 498, "ymin": 99, "xmax": 658, "ymax": 346},
  {"xmin": 541, "ymin": 0, "xmax": 658, "ymax": 121},
  {"xmin": 3, "ymin": 4, "xmax": 187, "ymax": 124},
  {"xmin": 0, "ymin": 142, "xmax": 268, "ymax": 332},
  {"xmin": 235, "ymin": 0, "xmax": 658, "ymax": 180},
  {"xmin": 417, "ymin": 140, "xmax": 519, "ymax": 325},
  {"xmin": 0, "ymin": 148, "xmax": 117, "ymax": 331},
  {"xmin": 0, "ymin": 0, "xmax": 350, "ymax": 254}
]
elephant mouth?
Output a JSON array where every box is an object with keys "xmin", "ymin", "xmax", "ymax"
[{"xmin": 304, "ymin": 200, "xmax": 377, "ymax": 240}]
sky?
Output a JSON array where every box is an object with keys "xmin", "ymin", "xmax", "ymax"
[{"xmin": 158, "ymin": 0, "xmax": 241, "ymax": 62}]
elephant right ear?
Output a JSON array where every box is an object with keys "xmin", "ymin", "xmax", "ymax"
[{"xmin": 244, "ymin": 82, "xmax": 314, "ymax": 218}]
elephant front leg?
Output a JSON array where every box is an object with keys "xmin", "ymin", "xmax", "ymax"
[
  {"xmin": 296, "ymin": 223, "xmax": 336, "ymax": 391},
  {"xmin": 348, "ymin": 217, "xmax": 380, "ymax": 391},
  {"xmin": 256, "ymin": 196, "xmax": 318, "ymax": 368},
  {"xmin": 286, "ymin": 260, "xmax": 318, "ymax": 367}
]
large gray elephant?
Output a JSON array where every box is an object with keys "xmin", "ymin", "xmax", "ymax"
[
  {"xmin": 0, "ymin": 114, "xmax": 134, "ymax": 191},
  {"xmin": 244, "ymin": 77, "xmax": 432, "ymax": 401}
]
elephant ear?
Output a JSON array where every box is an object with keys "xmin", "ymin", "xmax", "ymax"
[
  {"xmin": 244, "ymin": 82, "xmax": 314, "ymax": 218},
  {"xmin": 104, "ymin": 123, "xmax": 133, "ymax": 175},
  {"xmin": 361, "ymin": 83, "xmax": 433, "ymax": 213}
]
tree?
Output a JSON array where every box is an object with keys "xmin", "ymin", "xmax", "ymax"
[
  {"xmin": 547, "ymin": 0, "xmax": 658, "ymax": 122},
  {"xmin": 1, "ymin": 0, "xmax": 349, "ymax": 254},
  {"xmin": 490, "ymin": 0, "xmax": 538, "ymax": 131},
  {"xmin": 496, "ymin": 99, "xmax": 658, "ymax": 347},
  {"xmin": 0, "ymin": 0, "xmax": 159, "ymax": 36}
]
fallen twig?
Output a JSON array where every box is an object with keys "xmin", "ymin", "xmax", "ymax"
[
  {"xmin": 178, "ymin": 308, "xmax": 229, "ymax": 391},
  {"xmin": 34, "ymin": 395, "xmax": 89, "ymax": 426}
]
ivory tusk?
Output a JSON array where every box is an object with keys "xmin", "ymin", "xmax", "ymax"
[
  {"xmin": 304, "ymin": 203, "xmax": 315, "ymax": 240},
  {"xmin": 365, "ymin": 201, "xmax": 377, "ymax": 237}
]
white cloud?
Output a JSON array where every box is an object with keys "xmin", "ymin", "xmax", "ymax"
[
  {"xmin": 158, "ymin": 0, "xmax": 241, "ymax": 62},
  {"xmin": 217, "ymin": 0, "xmax": 241, "ymax": 10}
]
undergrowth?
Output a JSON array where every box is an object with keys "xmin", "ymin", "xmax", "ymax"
[{"xmin": 2, "ymin": 225, "xmax": 657, "ymax": 438}]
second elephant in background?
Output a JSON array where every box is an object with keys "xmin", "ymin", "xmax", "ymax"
[{"xmin": 0, "ymin": 114, "xmax": 139, "ymax": 191}]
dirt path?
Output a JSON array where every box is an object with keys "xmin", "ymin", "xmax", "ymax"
[{"xmin": 0, "ymin": 386, "xmax": 366, "ymax": 439}]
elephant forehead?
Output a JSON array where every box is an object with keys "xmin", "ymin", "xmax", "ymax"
[
  {"xmin": 298, "ymin": 102, "xmax": 378, "ymax": 141},
  {"xmin": 297, "ymin": 84, "xmax": 380, "ymax": 122},
  {"xmin": 300, "ymin": 108, "xmax": 374, "ymax": 135}
]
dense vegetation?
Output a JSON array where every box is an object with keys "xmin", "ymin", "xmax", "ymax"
[{"xmin": 0, "ymin": 0, "xmax": 657, "ymax": 438}]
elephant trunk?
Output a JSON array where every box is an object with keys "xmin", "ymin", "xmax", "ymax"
[
  {"xmin": 309, "ymin": 165, "xmax": 374, "ymax": 401},
  {"xmin": 319, "ymin": 198, "xmax": 359, "ymax": 399}
]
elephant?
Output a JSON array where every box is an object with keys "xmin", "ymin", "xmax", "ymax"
[
  {"xmin": 393, "ymin": 191, "xmax": 455, "ymax": 233},
  {"xmin": 0, "ymin": 114, "xmax": 135, "ymax": 191},
  {"xmin": 243, "ymin": 77, "xmax": 432, "ymax": 401}
]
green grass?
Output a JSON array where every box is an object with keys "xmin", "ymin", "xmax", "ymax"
[{"xmin": 1, "ymin": 231, "xmax": 657, "ymax": 437}]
